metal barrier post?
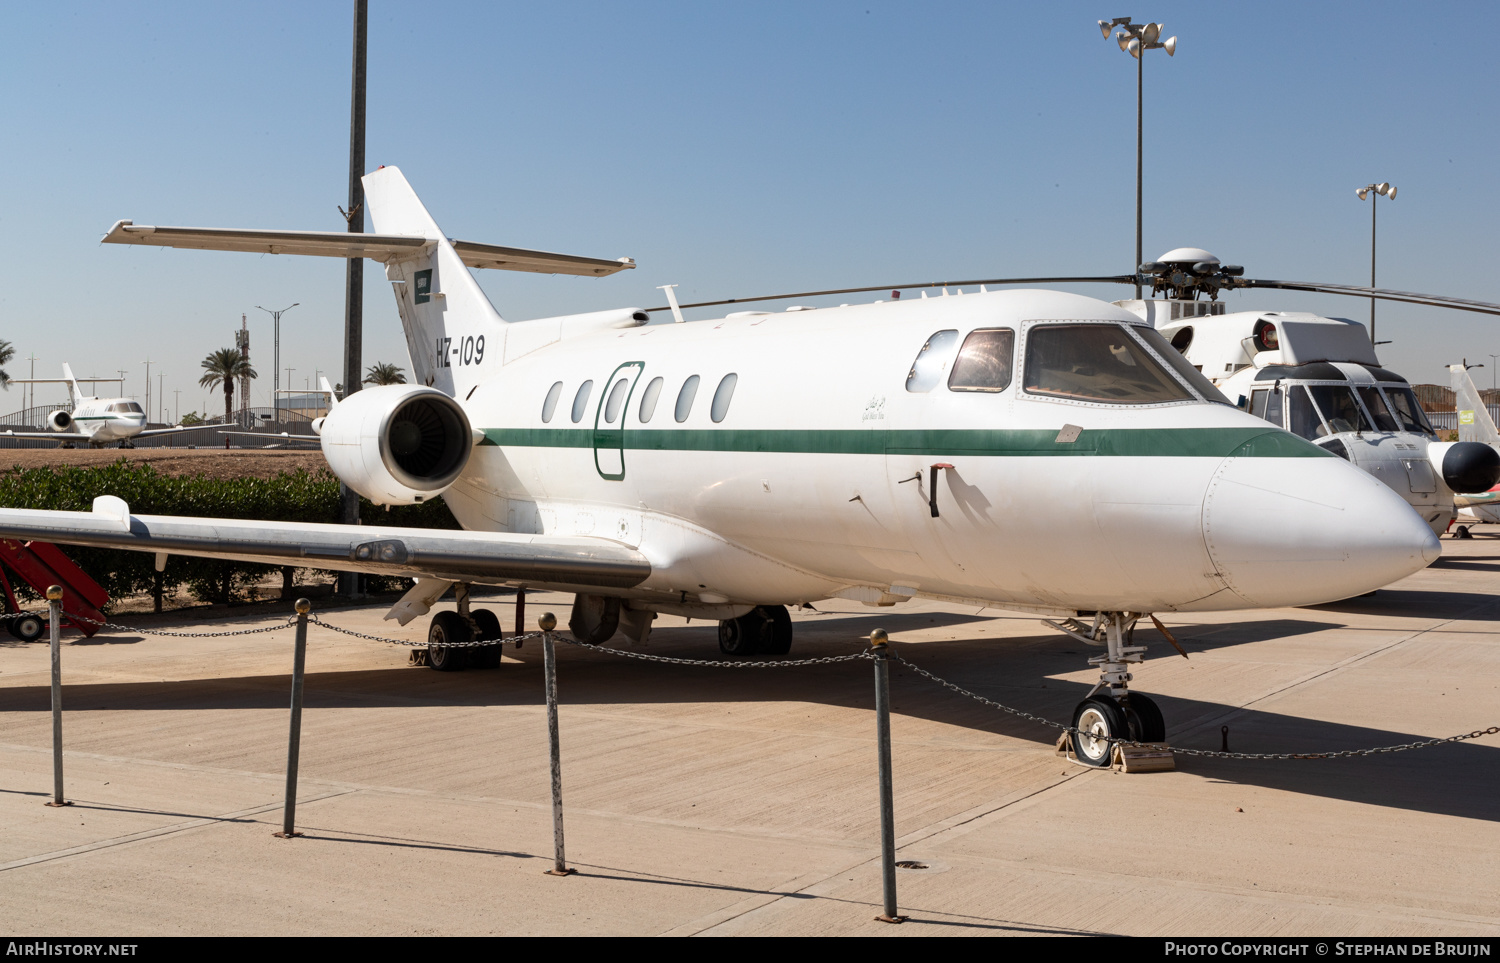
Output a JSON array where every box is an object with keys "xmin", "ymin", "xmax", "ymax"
[
  {"xmin": 539, "ymin": 612, "xmax": 573, "ymax": 876},
  {"xmin": 44, "ymin": 586, "xmax": 69, "ymax": 808},
  {"xmin": 275, "ymin": 598, "xmax": 311, "ymax": 839},
  {"xmin": 871, "ymin": 628, "xmax": 903, "ymax": 923}
]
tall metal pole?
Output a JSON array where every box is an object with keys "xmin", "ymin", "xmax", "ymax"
[
  {"xmin": 1369, "ymin": 194, "xmax": 1378, "ymax": 346},
  {"xmin": 340, "ymin": 0, "xmax": 368, "ymax": 597},
  {"xmin": 45, "ymin": 586, "xmax": 69, "ymax": 808},
  {"xmin": 539, "ymin": 613, "xmax": 573, "ymax": 876},
  {"xmin": 1135, "ymin": 49, "xmax": 1144, "ymax": 299},
  {"xmin": 870, "ymin": 628, "xmax": 902, "ymax": 923},
  {"xmin": 275, "ymin": 598, "xmax": 311, "ymax": 839}
]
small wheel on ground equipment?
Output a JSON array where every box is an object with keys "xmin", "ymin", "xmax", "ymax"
[
  {"xmin": 9, "ymin": 614, "xmax": 45, "ymax": 642},
  {"xmin": 1071, "ymin": 696, "xmax": 1128, "ymax": 767},
  {"xmin": 427, "ymin": 611, "xmax": 472, "ymax": 671},
  {"xmin": 1122, "ymin": 692, "xmax": 1166, "ymax": 743},
  {"xmin": 470, "ymin": 608, "xmax": 503, "ymax": 669}
]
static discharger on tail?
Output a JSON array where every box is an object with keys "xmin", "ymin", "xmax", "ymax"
[{"xmin": 0, "ymin": 168, "xmax": 1484, "ymax": 768}]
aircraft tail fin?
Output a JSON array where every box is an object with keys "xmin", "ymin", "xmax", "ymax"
[
  {"xmin": 361, "ymin": 166, "xmax": 506, "ymax": 397},
  {"xmin": 1450, "ymin": 364, "xmax": 1500, "ymax": 445},
  {"xmin": 61, "ymin": 363, "xmax": 81, "ymax": 406},
  {"xmin": 319, "ymin": 376, "xmax": 337, "ymax": 407}
]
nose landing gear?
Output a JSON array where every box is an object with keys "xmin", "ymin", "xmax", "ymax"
[{"xmin": 1046, "ymin": 612, "xmax": 1168, "ymax": 767}]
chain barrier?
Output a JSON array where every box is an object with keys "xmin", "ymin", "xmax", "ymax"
[{"xmin": 45, "ymin": 608, "xmax": 1499, "ymax": 760}]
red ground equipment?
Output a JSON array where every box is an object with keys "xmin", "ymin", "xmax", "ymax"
[{"xmin": 0, "ymin": 539, "xmax": 109, "ymax": 640}]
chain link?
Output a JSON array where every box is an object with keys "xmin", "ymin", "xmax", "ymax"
[
  {"xmin": 36, "ymin": 608, "xmax": 1500, "ymax": 760},
  {"xmin": 555, "ymin": 633, "xmax": 873, "ymax": 668},
  {"xmin": 890, "ymin": 651, "xmax": 1500, "ymax": 760}
]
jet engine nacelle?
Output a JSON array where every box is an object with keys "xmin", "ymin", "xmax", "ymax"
[
  {"xmin": 1427, "ymin": 441, "xmax": 1500, "ymax": 495},
  {"xmin": 318, "ymin": 385, "xmax": 474, "ymax": 506},
  {"xmin": 48, "ymin": 410, "xmax": 73, "ymax": 432}
]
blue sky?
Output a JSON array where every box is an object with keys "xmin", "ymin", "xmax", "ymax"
[{"xmin": 4, "ymin": 1, "xmax": 1499, "ymax": 416}]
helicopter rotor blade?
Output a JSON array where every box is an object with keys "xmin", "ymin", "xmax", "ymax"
[
  {"xmin": 1231, "ymin": 278, "xmax": 1500, "ymax": 317},
  {"xmin": 643, "ymin": 276, "xmax": 1137, "ymax": 313}
]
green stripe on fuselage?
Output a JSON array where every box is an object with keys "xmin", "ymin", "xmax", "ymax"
[{"xmin": 478, "ymin": 427, "xmax": 1329, "ymax": 458}]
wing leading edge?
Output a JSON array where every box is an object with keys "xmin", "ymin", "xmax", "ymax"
[{"xmin": 0, "ymin": 498, "xmax": 650, "ymax": 590}]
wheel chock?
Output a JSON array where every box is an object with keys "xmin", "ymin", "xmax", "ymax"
[
  {"xmin": 407, "ymin": 649, "xmax": 429, "ymax": 667},
  {"xmin": 1112, "ymin": 743, "xmax": 1176, "ymax": 773}
]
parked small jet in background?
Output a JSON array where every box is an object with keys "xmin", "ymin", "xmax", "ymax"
[{"xmin": 4, "ymin": 364, "xmax": 194, "ymax": 448}]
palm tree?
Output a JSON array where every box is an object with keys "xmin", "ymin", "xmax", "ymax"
[
  {"xmin": 0, "ymin": 339, "xmax": 13, "ymax": 388},
  {"xmin": 198, "ymin": 348, "xmax": 256, "ymax": 425},
  {"xmin": 364, "ymin": 361, "xmax": 407, "ymax": 386}
]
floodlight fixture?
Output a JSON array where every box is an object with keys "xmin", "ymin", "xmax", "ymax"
[
  {"xmin": 1356, "ymin": 183, "xmax": 1398, "ymax": 345},
  {"xmin": 1099, "ymin": 19, "xmax": 1113, "ymax": 38}
]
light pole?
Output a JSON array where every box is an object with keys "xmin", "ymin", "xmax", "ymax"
[
  {"xmin": 1099, "ymin": 17, "xmax": 1177, "ymax": 298},
  {"xmin": 256, "ymin": 303, "xmax": 299, "ymax": 423},
  {"xmin": 1356, "ymin": 182, "xmax": 1396, "ymax": 346}
]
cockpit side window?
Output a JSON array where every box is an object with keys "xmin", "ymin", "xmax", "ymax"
[
  {"xmin": 1356, "ymin": 386, "xmax": 1399, "ymax": 432},
  {"xmin": 1383, "ymin": 387, "xmax": 1435, "ymax": 436},
  {"xmin": 948, "ymin": 328, "xmax": 1015, "ymax": 392},
  {"xmin": 1023, "ymin": 323, "xmax": 1192, "ymax": 405},
  {"xmin": 1263, "ymin": 387, "xmax": 1284, "ymax": 428},
  {"xmin": 1306, "ymin": 385, "xmax": 1371, "ymax": 434},
  {"xmin": 1287, "ymin": 386, "xmax": 1324, "ymax": 440},
  {"xmin": 905, "ymin": 330, "xmax": 959, "ymax": 392}
]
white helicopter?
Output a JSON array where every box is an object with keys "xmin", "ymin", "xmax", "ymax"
[
  {"xmin": 0, "ymin": 167, "xmax": 1467, "ymax": 766},
  {"xmin": 1108, "ymin": 248, "xmax": 1500, "ymax": 536},
  {"xmin": 4, "ymin": 364, "xmax": 193, "ymax": 448}
]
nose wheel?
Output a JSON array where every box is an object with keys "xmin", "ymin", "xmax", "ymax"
[{"xmin": 1045, "ymin": 612, "xmax": 1170, "ymax": 765}]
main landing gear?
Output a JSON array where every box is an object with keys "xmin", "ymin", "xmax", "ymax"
[
  {"xmin": 1048, "ymin": 612, "xmax": 1166, "ymax": 767},
  {"xmin": 718, "ymin": 605, "xmax": 793, "ymax": 656},
  {"xmin": 426, "ymin": 583, "xmax": 504, "ymax": 672}
]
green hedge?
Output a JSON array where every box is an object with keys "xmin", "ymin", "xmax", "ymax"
[{"xmin": 0, "ymin": 461, "xmax": 459, "ymax": 607}]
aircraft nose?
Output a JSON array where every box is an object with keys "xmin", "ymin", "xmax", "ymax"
[{"xmin": 1203, "ymin": 452, "xmax": 1439, "ymax": 607}]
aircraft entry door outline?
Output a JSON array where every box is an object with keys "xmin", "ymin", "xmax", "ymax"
[{"xmin": 593, "ymin": 361, "xmax": 645, "ymax": 481}]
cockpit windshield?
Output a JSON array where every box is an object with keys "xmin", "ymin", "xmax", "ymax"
[
  {"xmin": 1023, "ymin": 324, "xmax": 1195, "ymax": 405},
  {"xmin": 1384, "ymin": 386, "xmax": 1435, "ymax": 436},
  {"xmin": 1306, "ymin": 385, "xmax": 1371, "ymax": 434}
]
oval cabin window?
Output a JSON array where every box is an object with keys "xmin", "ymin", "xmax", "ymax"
[
  {"xmin": 675, "ymin": 375, "xmax": 700, "ymax": 423},
  {"xmin": 571, "ymin": 381, "xmax": 594, "ymax": 424},
  {"xmin": 541, "ymin": 381, "xmax": 563, "ymax": 423},
  {"xmin": 711, "ymin": 373, "xmax": 738, "ymax": 423},
  {"xmin": 638, "ymin": 377, "xmax": 664, "ymax": 423}
]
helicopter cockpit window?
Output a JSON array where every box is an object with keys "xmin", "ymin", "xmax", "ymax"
[
  {"xmin": 1306, "ymin": 385, "xmax": 1371, "ymax": 434},
  {"xmin": 1023, "ymin": 323, "xmax": 1192, "ymax": 405},
  {"xmin": 1356, "ymin": 386, "xmax": 1399, "ymax": 432},
  {"xmin": 905, "ymin": 330, "xmax": 959, "ymax": 392},
  {"xmin": 1287, "ymin": 386, "xmax": 1324, "ymax": 440},
  {"xmin": 948, "ymin": 329, "xmax": 1015, "ymax": 392},
  {"xmin": 1383, "ymin": 387, "xmax": 1435, "ymax": 435},
  {"xmin": 1264, "ymin": 386, "xmax": 1284, "ymax": 428}
]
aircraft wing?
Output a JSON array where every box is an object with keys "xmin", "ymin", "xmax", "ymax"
[
  {"xmin": 136, "ymin": 425, "xmax": 218, "ymax": 438},
  {"xmin": 0, "ymin": 498, "xmax": 650, "ymax": 590},
  {"xmin": 1, "ymin": 430, "xmax": 89, "ymax": 441},
  {"xmin": 102, "ymin": 221, "xmax": 634, "ymax": 278},
  {"xmin": 218, "ymin": 431, "xmax": 319, "ymax": 441}
]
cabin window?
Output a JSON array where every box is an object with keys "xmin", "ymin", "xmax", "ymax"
[
  {"xmin": 1306, "ymin": 385, "xmax": 1371, "ymax": 434},
  {"xmin": 1383, "ymin": 387, "xmax": 1435, "ymax": 435},
  {"xmin": 905, "ymin": 329, "xmax": 959, "ymax": 392},
  {"xmin": 1286, "ymin": 386, "xmax": 1324, "ymax": 440},
  {"xmin": 1357, "ymin": 386, "xmax": 1399, "ymax": 432},
  {"xmin": 711, "ymin": 373, "xmax": 738, "ymax": 423},
  {"xmin": 1023, "ymin": 323, "xmax": 1192, "ymax": 404},
  {"xmin": 541, "ymin": 381, "xmax": 564, "ymax": 423},
  {"xmin": 570, "ymin": 380, "xmax": 594, "ymax": 424},
  {"xmin": 675, "ymin": 375, "xmax": 700, "ymax": 423},
  {"xmin": 638, "ymin": 377, "xmax": 664, "ymax": 423},
  {"xmin": 603, "ymin": 377, "xmax": 630, "ymax": 424},
  {"xmin": 948, "ymin": 329, "xmax": 1015, "ymax": 392}
]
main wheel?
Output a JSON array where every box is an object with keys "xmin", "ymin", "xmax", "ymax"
[
  {"xmin": 470, "ymin": 609, "xmax": 503, "ymax": 669},
  {"xmin": 10, "ymin": 614, "xmax": 45, "ymax": 642},
  {"xmin": 1123, "ymin": 692, "xmax": 1166, "ymax": 743},
  {"xmin": 1071, "ymin": 696, "xmax": 1128, "ymax": 767},
  {"xmin": 760, "ymin": 605, "xmax": 793, "ymax": 655},
  {"xmin": 427, "ymin": 611, "xmax": 472, "ymax": 672},
  {"xmin": 718, "ymin": 611, "xmax": 761, "ymax": 656}
]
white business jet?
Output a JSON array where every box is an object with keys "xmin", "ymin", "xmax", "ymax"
[
  {"xmin": 4, "ymin": 364, "xmax": 192, "ymax": 448},
  {"xmin": 0, "ymin": 168, "xmax": 1446, "ymax": 765}
]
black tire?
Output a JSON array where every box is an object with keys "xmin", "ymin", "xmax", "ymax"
[
  {"xmin": 10, "ymin": 614, "xmax": 45, "ymax": 642},
  {"xmin": 1123, "ymin": 692, "xmax": 1166, "ymax": 743},
  {"xmin": 718, "ymin": 611, "xmax": 763, "ymax": 656},
  {"xmin": 760, "ymin": 605, "xmax": 793, "ymax": 655},
  {"xmin": 1071, "ymin": 696, "xmax": 1128, "ymax": 767},
  {"xmin": 428, "ymin": 611, "xmax": 471, "ymax": 672},
  {"xmin": 470, "ymin": 609, "xmax": 503, "ymax": 669}
]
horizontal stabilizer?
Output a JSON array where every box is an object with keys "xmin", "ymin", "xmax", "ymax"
[{"xmin": 102, "ymin": 221, "xmax": 634, "ymax": 277}]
